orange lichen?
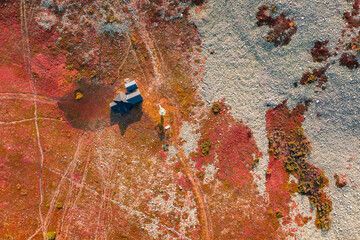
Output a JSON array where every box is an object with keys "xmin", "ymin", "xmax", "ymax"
[
  {"xmin": 334, "ymin": 173, "xmax": 349, "ymax": 188},
  {"xmin": 295, "ymin": 214, "xmax": 312, "ymax": 227}
]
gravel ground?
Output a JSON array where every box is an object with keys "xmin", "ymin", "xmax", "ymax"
[{"xmin": 189, "ymin": 0, "xmax": 360, "ymax": 239}]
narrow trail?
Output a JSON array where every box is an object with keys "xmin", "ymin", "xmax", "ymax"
[
  {"xmin": 178, "ymin": 151, "xmax": 213, "ymax": 240},
  {"xmin": 59, "ymin": 154, "xmax": 89, "ymax": 238},
  {"xmin": 0, "ymin": 92, "xmax": 58, "ymax": 104},
  {"xmin": 19, "ymin": 0, "xmax": 45, "ymax": 236},
  {"xmin": 93, "ymin": 129, "xmax": 121, "ymax": 240},
  {"xmin": 127, "ymin": 2, "xmax": 164, "ymax": 90},
  {"xmin": 116, "ymin": 33, "xmax": 132, "ymax": 79},
  {"xmin": 35, "ymin": 162, "xmax": 190, "ymax": 240},
  {"xmin": 0, "ymin": 117, "xmax": 66, "ymax": 125},
  {"xmin": 42, "ymin": 133, "xmax": 84, "ymax": 233},
  {"xmin": 94, "ymin": 131, "xmax": 108, "ymax": 240}
]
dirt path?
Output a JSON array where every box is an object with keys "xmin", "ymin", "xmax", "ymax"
[{"xmin": 178, "ymin": 151, "xmax": 213, "ymax": 240}]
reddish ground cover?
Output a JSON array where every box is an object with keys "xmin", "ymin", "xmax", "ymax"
[
  {"xmin": 256, "ymin": 5, "xmax": 297, "ymax": 47},
  {"xmin": 0, "ymin": 0, "xmax": 204, "ymax": 239},
  {"xmin": 311, "ymin": 40, "xmax": 331, "ymax": 62},
  {"xmin": 0, "ymin": 0, "xmax": 336, "ymax": 239},
  {"xmin": 191, "ymin": 102, "xmax": 291, "ymax": 239},
  {"xmin": 266, "ymin": 101, "xmax": 332, "ymax": 230}
]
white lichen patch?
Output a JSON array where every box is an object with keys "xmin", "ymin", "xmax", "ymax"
[
  {"xmin": 177, "ymin": 191, "xmax": 199, "ymax": 235},
  {"xmin": 147, "ymin": 183, "xmax": 199, "ymax": 234},
  {"xmin": 203, "ymin": 163, "xmax": 218, "ymax": 184},
  {"xmin": 178, "ymin": 121, "xmax": 200, "ymax": 157},
  {"xmin": 36, "ymin": 8, "xmax": 56, "ymax": 30},
  {"xmin": 143, "ymin": 218, "xmax": 161, "ymax": 239}
]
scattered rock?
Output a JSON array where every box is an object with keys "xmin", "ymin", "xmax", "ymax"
[{"xmin": 334, "ymin": 173, "xmax": 349, "ymax": 188}]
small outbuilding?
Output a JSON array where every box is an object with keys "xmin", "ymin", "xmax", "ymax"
[{"xmin": 125, "ymin": 80, "xmax": 138, "ymax": 92}]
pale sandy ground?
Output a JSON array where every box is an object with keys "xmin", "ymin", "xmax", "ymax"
[{"xmin": 187, "ymin": 0, "xmax": 360, "ymax": 239}]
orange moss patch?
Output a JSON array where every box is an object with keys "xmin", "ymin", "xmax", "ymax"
[{"xmin": 295, "ymin": 214, "xmax": 312, "ymax": 227}]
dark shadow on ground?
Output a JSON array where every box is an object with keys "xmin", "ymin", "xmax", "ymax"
[
  {"xmin": 58, "ymin": 80, "xmax": 115, "ymax": 130},
  {"xmin": 154, "ymin": 116, "xmax": 165, "ymax": 141},
  {"xmin": 110, "ymin": 103, "xmax": 143, "ymax": 135}
]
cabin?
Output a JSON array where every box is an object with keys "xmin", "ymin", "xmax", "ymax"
[
  {"xmin": 109, "ymin": 80, "xmax": 143, "ymax": 114},
  {"xmin": 126, "ymin": 89, "xmax": 143, "ymax": 105}
]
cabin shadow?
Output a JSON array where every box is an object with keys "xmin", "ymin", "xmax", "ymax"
[{"xmin": 110, "ymin": 103, "xmax": 143, "ymax": 135}]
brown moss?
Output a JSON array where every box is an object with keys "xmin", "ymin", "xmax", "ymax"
[
  {"xmin": 315, "ymin": 196, "xmax": 332, "ymax": 230},
  {"xmin": 196, "ymin": 171, "xmax": 205, "ymax": 181},
  {"xmin": 45, "ymin": 231, "xmax": 56, "ymax": 240},
  {"xmin": 300, "ymin": 67, "xmax": 328, "ymax": 86},
  {"xmin": 200, "ymin": 139, "xmax": 212, "ymax": 155},
  {"xmin": 211, "ymin": 102, "xmax": 222, "ymax": 114},
  {"xmin": 191, "ymin": 0, "xmax": 205, "ymax": 6},
  {"xmin": 298, "ymin": 181, "xmax": 313, "ymax": 195},
  {"xmin": 56, "ymin": 202, "xmax": 63, "ymax": 209},
  {"xmin": 284, "ymin": 161, "xmax": 299, "ymax": 173},
  {"xmin": 266, "ymin": 102, "xmax": 332, "ymax": 230},
  {"xmin": 252, "ymin": 158, "xmax": 260, "ymax": 168}
]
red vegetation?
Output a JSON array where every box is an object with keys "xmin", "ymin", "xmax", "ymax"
[
  {"xmin": 177, "ymin": 174, "xmax": 192, "ymax": 190},
  {"xmin": 0, "ymin": 1, "xmax": 205, "ymax": 238},
  {"xmin": 300, "ymin": 66, "xmax": 328, "ymax": 87},
  {"xmin": 311, "ymin": 40, "xmax": 330, "ymax": 62},
  {"xmin": 339, "ymin": 52, "xmax": 359, "ymax": 69},
  {"xmin": 297, "ymin": 0, "xmax": 360, "ymax": 87},
  {"xmin": 343, "ymin": 0, "xmax": 360, "ymax": 27},
  {"xmin": 194, "ymin": 102, "xmax": 262, "ymax": 187},
  {"xmin": 192, "ymin": 102, "xmax": 291, "ymax": 239},
  {"xmin": 32, "ymin": 53, "xmax": 74, "ymax": 97},
  {"xmin": 266, "ymin": 101, "xmax": 332, "ymax": 230},
  {"xmin": 256, "ymin": 5, "xmax": 297, "ymax": 47},
  {"xmin": 335, "ymin": 1, "xmax": 360, "ymax": 70},
  {"xmin": 256, "ymin": 5, "xmax": 276, "ymax": 26},
  {"xmin": 191, "ymin": 0, "xmax": 206, "ymax": 6}
]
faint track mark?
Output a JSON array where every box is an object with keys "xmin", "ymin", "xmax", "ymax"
[
  {"xmin": 178, "ymin": 150, "xmax": 213, "ymax": 240},
  {"xmin": 20, "ymin": 0, "xmax": 46, "ymax": 237},
  {"xmin": 42, "ymin": 161, "xmax": 190, "ymax": 240},
  {"xmin": 42, "ymin": 133, "xmax": 84, "ymax": 234},
  {"xmin": 0, "ymin": 92, "xmax": 58, "ymax": 104},
  {"xmin": 0, "ymin": 117, "xmax": 66, "ymax": 125}
]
